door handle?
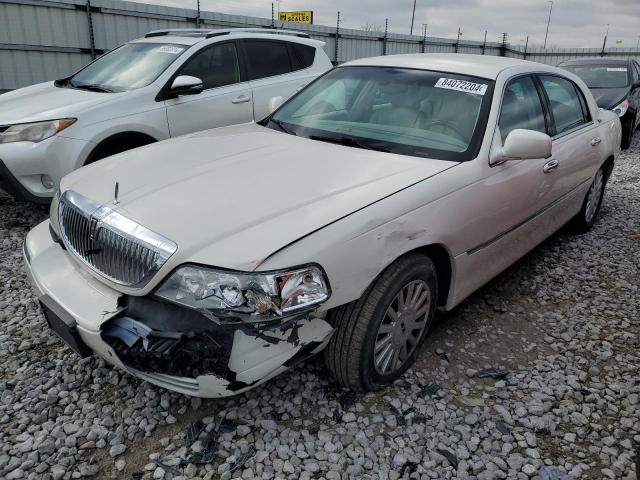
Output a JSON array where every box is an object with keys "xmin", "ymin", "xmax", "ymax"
[
  {"xmin": 231, "ymin": 95, "xmax": 251, "ymax": 104},
  {"xmin": 591, "ymin": 136, "xmax": 602, "ymax": 146},
  {"xmin": 543, "ymin": 159, "xmax": 559, "ymax": 173}
]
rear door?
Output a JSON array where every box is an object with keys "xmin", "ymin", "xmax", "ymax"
[
  {"xmin": 165, "ymin": 41, "xmax": 253, "ymax": 137},
  {"xmin": 240, "ymin": 39, "xmax": 315, "ymax": 121},
  {"xmin": 536, "ymin": 74, "xmax": 602, "ymax": 199}
]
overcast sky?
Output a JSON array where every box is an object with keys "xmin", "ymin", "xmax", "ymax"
[{"xmin": 131, "ymin": 0, "xmax": 639, "ymax": 49}]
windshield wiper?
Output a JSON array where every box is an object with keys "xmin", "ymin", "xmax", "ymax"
[
  {"xmin": 309, "ymin": 135, "xmax": 390, "ymax": 153},
  {"xmin": 269, "ymin": 118, "xmax": 297, "ymax": 136},
  {"xmin": 69, "ymin": 81, "xmax": 113, "ymax": 93}
]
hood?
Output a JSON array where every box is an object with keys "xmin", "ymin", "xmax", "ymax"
[
  {"xmin": 0, "ymin": 81, "xmax": 116, "ymax": 124},
  {"xmin": 61, "ymin": 123, "xmax": 456, "ymax": 273},
  {"xmin": 589, "ymin": 87, "xmax": 629, "ymax": 109}
]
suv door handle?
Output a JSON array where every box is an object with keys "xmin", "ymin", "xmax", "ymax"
[
  {"xmin": 591, "ymin": 136, "xmax": 602, "ymax": 146},
  {"xmin": 231, "ymin": 95, "xmax": 251, "ymax": 104},
  {"xmin": 543, "ymin": 159, "xmax": 559, "ymax": 173}
]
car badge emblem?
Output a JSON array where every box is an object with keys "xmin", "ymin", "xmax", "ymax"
[{"xmin": 113, "ymin": 182, "xmax": 119, "ymax": 205}]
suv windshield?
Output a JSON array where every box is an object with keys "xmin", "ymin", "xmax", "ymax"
[
  {"xmin": 267, "ymin": 66, "xmax": 494, "ymax": 161},
  {"xmin": 68, "ymin": 43, "xmax": 187, "ymax": 92},
  {"xmin": 563, "ymin": 65, "xmax": 630, "ymax": 88}
]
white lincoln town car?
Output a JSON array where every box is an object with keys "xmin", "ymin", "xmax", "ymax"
[{"xmin": 24, "ymin": 54, "xmax": 621, "ymax": 397}]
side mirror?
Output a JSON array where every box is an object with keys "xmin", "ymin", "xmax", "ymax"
[
  {"xmin": 268, "ymin": 96, "xmax": 285, "ymax": 114},
  {"xmin": 170, "ymin": 75, "xmax": 203, "ymax": 96},
  {"xmin": 491, "ymin": 129, "xmax": 552, "ymax": 164}
]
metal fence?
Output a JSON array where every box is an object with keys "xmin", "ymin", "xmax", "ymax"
[{"xmin": 1, "ymin": 0, "xmax": 639, "ymax": 91}]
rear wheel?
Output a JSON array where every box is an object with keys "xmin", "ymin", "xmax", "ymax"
[
  {"xmin": 571, "ymin": 167, "xmax": 606, "ymax": 232},
  {"xmin": 324, "ymin": 254, "xmax": 437, "ymax": 392}
]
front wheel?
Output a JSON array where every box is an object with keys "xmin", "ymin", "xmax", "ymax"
[
  {"xmin": 324, "ymin": 254, "xmax": 437, "ymax": 392},
  {"xmin": 571, "ymin": 167, "xmax": 606, "ymax": 232}
]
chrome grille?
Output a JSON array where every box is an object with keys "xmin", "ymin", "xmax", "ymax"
[{"xmin": 57, "ymin": 190, "xmax": 177, "ymax": 287}]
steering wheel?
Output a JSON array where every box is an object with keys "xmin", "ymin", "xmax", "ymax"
[{"xmin": 422, "ymin": 120, "xmax": 468, "ymax": 143}]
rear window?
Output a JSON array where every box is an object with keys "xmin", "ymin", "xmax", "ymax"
[
  {"xmin": 562, "ymin": 64, "xmax": 630, "ymax": 88},
  {"xmin": 290, "ymin": 43, "xmax": 316, "ymax": 70},
  {"xmin": 243, "ymin": 40, "xmax": 292, "ymax": 80}
]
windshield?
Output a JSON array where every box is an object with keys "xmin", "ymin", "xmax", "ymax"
[
  {"xmin": 68, "ymin": 43, "xmax": 187, "ymax": 92},
  {"xmin": 268, "ymin": 66, "xmax": 494, "ymax": 161},
  {"xmin": 563, "ymin": 65, "xmax": 630, "ymax": 89}
]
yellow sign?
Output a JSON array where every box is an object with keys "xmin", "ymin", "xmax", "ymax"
[{"xmin": 278, "ymin": 11, "xmax": 313, "ymax": 24}]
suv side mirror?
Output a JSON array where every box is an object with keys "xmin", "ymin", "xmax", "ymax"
[
  {"xmin": 170, "ymin": 75, "xmax": 204, "ymax": 96},
  {"xmin": 268, "ymin": 96, "xmax": 285, "ymax": 115},
  {"xmin": 491, "ymin": 129, "xmax": 552, "ymax": 164}
]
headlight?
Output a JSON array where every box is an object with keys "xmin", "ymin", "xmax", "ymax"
[
  {"xmin": 0, "ymin": 118, "xmax": 76, "ymax": 144},
  {"xmin": 155, "ymin": 264, "xmax": 330, "ymax": 322},
  {"xmin": 612, "ymin": 99, "xmax": 629, "ymax": 117}
]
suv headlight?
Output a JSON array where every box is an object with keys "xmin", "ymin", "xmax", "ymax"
[
  {"xmin": 155, "ymin": 264, "xmax": 330, "ymax": 322},
  {"xmin": 612, "ymin": 99, "xmax": 629, "ymax": 117},
  {"xmin": 0, "ymin": 118, "xmax": 76, "ymax": 144}
]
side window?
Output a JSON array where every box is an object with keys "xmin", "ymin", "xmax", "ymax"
[
  {"xmin": 179, "ymin": 43, "xmax": 240, "ymax": 90},
  {"xmin": 289, "ymin": 43, "xmax": 316, "ymax": 71},
  {"xmin": 498, "ymin": 76, "xmax": 546, "ymax": 143},
  {"xmin": 633, "ymin": 62, "xmax": 640, "ymax": 83},
  {"xmin": 539, "ymin": 75, "xmax": 588, "ymax": 135},
  {"xmin": 243, "ymin": 40, "xmax": 292, "ymax": 80}
]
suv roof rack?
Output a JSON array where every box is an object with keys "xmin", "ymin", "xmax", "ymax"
[{"xmin": 145, "ymin": 28, "xmax": 310, "ymax": 39}]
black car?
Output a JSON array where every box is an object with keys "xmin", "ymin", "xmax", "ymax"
[{"xmin": 559, "ymin": 58, "xmax": 640, "ymax": 149}]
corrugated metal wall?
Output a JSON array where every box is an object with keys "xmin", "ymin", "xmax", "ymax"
[{"xmin": 1, "ymin": 0, "xmax": 639, "ymax": 91}]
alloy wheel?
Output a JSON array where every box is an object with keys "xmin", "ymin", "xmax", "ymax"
[
  {"xmin": 584, "ymin": 169, "xmax": 604, "ymax": 224},
  {"xmin": 373, "ymin": 280, "xmax": 431, "ymax": 375}
]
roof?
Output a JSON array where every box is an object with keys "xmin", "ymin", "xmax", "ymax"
[
  {"xmin": 558, "ymin": 57, "xmax": 633, "ymax": 66},
  {"xmin": 131, "ymin": 28, "xmax": 324, "ymax": 47},
  {"xmin": 342, "ymin": 53, "xmax": 557, "ymax": 80}
]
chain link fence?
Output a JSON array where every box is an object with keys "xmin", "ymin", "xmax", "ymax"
[{"xmin": 1, "ymin": 0, "xmax": 639, "ymax": 91}]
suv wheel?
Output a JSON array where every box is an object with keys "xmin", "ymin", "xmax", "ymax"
[{"xmin": 324, "ymin": 253, "xmax": 437, "ymax": 391}]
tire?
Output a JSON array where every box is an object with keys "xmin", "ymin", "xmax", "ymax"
[
  {"xmin": 324, "ymin": 253, "xmax": 438, "ymax": 392},
  {"xmin": 621, "ymin": 116, "xmax": 634, "ymax": 150},
  {"xmin": 571, "ymin": 166, "xmax": 606, "ymax": 233},
  {"xmin": 85, "ymin": 133, "xmax": 155, "ymax": 165}
]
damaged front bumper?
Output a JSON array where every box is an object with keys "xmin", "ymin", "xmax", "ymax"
[{"xmin": 24, "ymin": 220, "xmax": 334, "ymax": 397}]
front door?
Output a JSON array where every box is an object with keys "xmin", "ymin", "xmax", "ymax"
[{"xmin": 165, "ymin": 41, "xmax": 253, "ymax": 137}]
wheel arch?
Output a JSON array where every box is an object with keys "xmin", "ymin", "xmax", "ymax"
[
  {"xmin": 355, "ymin": 243, "xmax": 454, "ymax": 309},
  {"xmin": 84, "ymin": 131, "xmax": 157, "ymax": 165}
]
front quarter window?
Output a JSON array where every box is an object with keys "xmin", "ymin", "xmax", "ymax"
[
  {"xmin": 66, "ymin": 42, "xmax": 187, "ymax": 92},
  {"xmin": 267, "ymin": 66, "xmax": 495, "ymax": 162}
]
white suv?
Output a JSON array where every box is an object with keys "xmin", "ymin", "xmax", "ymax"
[{"xmin": 0, "ymin": 28, "xmax": 332, "ymax": 203}]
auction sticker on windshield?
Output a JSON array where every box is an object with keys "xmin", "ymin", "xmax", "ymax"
[
  {"xmin": 435, "ymin": 78, "xmax": 488, "ymax": 95},
  {"xmin": 156, "ymin": 45, "xmax": 184, "ymax": 55}
]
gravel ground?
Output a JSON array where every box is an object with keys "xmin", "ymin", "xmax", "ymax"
[{"xmin": 1, "ymin": 138, "xmax": 638, "ymax": 480}]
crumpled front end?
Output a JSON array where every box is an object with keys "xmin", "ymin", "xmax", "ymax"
[
  {"xmin": 99, "ymin": 296, "xmax": 333, "ymax": 397},
  {"xmin": 24, "ymin": 220, "xmax": 333, "ymax": 398}
]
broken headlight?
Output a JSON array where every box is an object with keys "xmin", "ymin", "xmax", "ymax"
[{"xmin": 155, "ymin": 264, "xmax": 330, "ymax": 321}]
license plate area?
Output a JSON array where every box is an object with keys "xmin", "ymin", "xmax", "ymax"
[{"xmin": 39, "ymin": 295, "xmax": 93, "ymax": 358}]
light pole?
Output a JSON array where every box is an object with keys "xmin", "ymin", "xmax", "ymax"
[
  {"xmin": 601, "ymin": 23, "xmax": 610, "ymax": 55},
  {"xmin": 410, "ymin": 0, "xmax": 417, "ymax": 35},
  {"xmin": 543, "ymin": 1, "xmax": 553, "ymax": 49}
]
